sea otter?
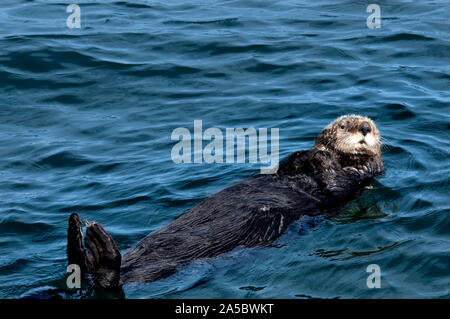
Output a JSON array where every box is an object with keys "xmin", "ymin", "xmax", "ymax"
[{"xmin": 67, "ymin": 115, "xmax": 384, "ymax": 290}]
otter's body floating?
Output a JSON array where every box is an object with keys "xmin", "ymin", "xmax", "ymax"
[{"xmin": 67, "ymin": 115, "xmax": 384, "ymax": 289}]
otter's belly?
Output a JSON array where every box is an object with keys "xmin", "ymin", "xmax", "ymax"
[{"xmin": 120, "ymin": 175, "xmax": 321, "ymax": 283}]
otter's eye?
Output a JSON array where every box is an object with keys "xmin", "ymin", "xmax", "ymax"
[{"xmin": 340, "ymin": 125, "xmax": 346, "ymax": 129}]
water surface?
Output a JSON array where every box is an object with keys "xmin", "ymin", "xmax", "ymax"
[{"xmin": 0, "ymin": 0, "xmax": 449, "ymax": 298}]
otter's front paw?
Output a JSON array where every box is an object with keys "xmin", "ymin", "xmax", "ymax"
[{"xmin": 362, "ymin": 160, "xmax": 384, "ymax": 177}]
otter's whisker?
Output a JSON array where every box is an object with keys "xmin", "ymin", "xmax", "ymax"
[
  {"xmin": 381, "ymin": 143, "xmax": 392, "ymax": 151},
  {"xmin": 380, "ymin": 136, "xmax": 389, "ymax": 143}
]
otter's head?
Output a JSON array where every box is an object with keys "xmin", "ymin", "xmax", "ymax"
[{"xmin": 315, "ymin": 115, "xmax": 381, "ymax": 157}]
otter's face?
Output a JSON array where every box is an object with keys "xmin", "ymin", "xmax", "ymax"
[{"xmin": 315, "ymin": 115, "xmax": 381, "ymax": 156}]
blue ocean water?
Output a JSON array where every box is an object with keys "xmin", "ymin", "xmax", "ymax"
[{"xmin": 0, "ymin": 0, "xmax": 449, "ymax": 298}]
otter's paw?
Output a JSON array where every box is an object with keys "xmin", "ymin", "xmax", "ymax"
[
  {"xmin": 67, "ymin": 213, "xmax": 87, "ymax": 272},
  {"xmin": 84, "ymin": 222, "xmax": 122, "ymax": 289},
  {"xmin": 66, "ymin": 213, "xmax": 122, "ymax": 290}
]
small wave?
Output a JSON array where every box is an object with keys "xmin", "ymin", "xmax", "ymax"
[
  {"xmin": 41, "ymin": 94, "xmax": 84, "ymax": 105},
  {"xmin": 0, "ymin": 258, "xmax": 32, "ymax": 275},
  {"xmin": 35, "ymin": 151, "xmax": 94, "ymax": 169},
  {"xmin": 382, "ymin": 33, "xmax": 435, "ymax": 42},
  {"xmin": 59, "ymin": 195, "xmax": 152, "ymax": 213},
  {"xmin": 164, "ymin": 17, "xmax": 240, "ymax": 26},
  {"xmin": 121, "ymin": 64, "xmax": 202, "ymax": 78},
  {"xmin": 59, "ymin": 204, "xmax": 106, "ymax": 213},
  {"xmin": 113, "ymin": 1, "xmax": 154, "ymax": 9},
  {"xmin": 87, "ymin": 162, "xmax": 123, "ymax": 174},
  {"xmin": 239, "ymin": 286, "xmax": 266, "ymax": 291},
  {"xmin": 383, "ymin": 103, "xmax": 416, "ymax": 120},
  {"xmin": 314, "ymin": 242, "xmax": 401, "ymax": 262},
  {"xmin": 0, "ymin": 220, "xmax": 54, "ymax": 235}
]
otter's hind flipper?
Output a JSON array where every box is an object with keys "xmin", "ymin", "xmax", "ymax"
[
  {"xmin": 67, "ymin": 213, "xmax": 122, "ymax": 290},
  {"xmin": 84, "ymin": 221, "xmax": 122, "ymax": 289},
  {"xmin": 67, "ymin": 213, "xmax": 86, "ymax": 272}
]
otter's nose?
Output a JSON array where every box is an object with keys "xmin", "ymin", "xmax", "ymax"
[{"xmin": 359, "ymin": 122, "xmax": 371, "ymax": 136}]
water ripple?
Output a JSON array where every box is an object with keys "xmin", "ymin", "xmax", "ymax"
[{"xmin": 0, "ymin": 0, "xmax": 448, "ymax": 299}]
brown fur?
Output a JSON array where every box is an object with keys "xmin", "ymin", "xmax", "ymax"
[{"xmin": 67, "ymin": 115, "xmax": 384, "ymax": 289}]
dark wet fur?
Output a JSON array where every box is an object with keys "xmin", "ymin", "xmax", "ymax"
[{"xmin": 67, "ymin": 144, "xmax": 383, "ymax": 289}]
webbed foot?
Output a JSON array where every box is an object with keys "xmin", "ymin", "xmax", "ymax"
[{"xmin": 67, "ymin": 213, "xmax": 122, "ymax": 290}]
